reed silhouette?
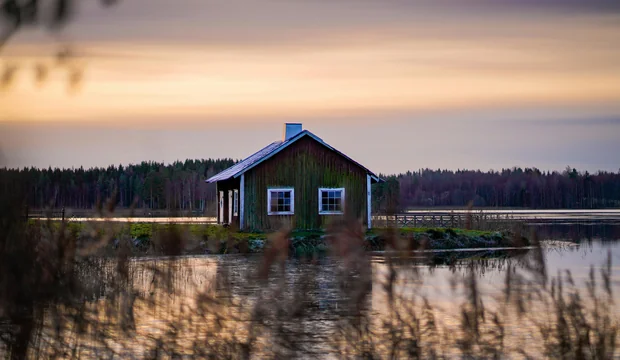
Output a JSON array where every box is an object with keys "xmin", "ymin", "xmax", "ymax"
[{"xmin": 0, "ymin": 192, "xmax": 617, "ymax": 359}]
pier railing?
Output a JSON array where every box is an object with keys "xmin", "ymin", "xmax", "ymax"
[
  {"xmin": 372, "ymin": 210, "xmax": 620, "ymax": 229},
  {"xmin": 372, "ymin": 212, "xmax": 517, "ymax": 230}
]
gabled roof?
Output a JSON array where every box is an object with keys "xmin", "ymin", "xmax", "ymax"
[{"xmin": 206, "ymin": 130, "xmax": 383, "ymax": 183}]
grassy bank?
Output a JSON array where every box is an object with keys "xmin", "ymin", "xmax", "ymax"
[{"xmin": 31, "ymin": 220, "xmax": 528, "ymax": 256}]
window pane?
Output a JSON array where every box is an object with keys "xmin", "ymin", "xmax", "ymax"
[
  {"xmin": 320, "ymin": 189, "xmax": 344, "ymax": 213},
  {"xmin": 269, "ymin": 190, "xmax": 293, "ymax": 213},
  {"xmin": 270, "ymin": 192, "xmax": 277, "ymax": 212}
]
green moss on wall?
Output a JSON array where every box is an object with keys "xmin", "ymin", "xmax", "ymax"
[{"xmin": 243, "ymin": 136, "xmax": 368, "ymax": 230}]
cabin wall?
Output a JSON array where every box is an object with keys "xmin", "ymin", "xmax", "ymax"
[{"xmin": 243, "ymin": 136, "xmax": 367, "ymax": 231}]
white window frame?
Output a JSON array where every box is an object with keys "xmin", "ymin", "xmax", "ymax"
[
  {"xmin": 318, "ymin": 187, "xmax": 345, "ymax": 215},
  {"xmin": 267, "ymin": 188, "xmax": 295, "ymax": 215},
  {"xmin": 233, "ymin": 189, "xmax": 239, "ymax": 216}
]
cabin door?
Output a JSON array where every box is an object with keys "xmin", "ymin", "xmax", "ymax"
[
  {"xmin": 218, "ymin": 191, "xmax": 224, "ymax": 224},
  {"xmin": 228, "ymin": 190, "xmax": 233, "ymax": 224}
]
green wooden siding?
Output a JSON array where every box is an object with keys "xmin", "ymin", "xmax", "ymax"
[{"xmin": 243, "ymin": 136, "xmax": 367, "ymax": 230}]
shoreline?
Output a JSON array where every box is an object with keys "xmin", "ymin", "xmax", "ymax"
[{"xmin": 31, "ymin": 221, "xmax": 533, "ymax": 255}]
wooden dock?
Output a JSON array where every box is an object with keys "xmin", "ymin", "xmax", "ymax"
[
  {"xmin": 373, "ymin": 212, "xmax": 516, "ymax": 230},
  {"xmin": 373, "ymin": 210, "xmax": 620, "ymax": 229}
]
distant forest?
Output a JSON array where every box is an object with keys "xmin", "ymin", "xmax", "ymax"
[
  {"xmin": 0, "ymin": 159, "xmax": 235, "ymax": 214},
  {"xmin": 1, "ymin": 161, "xmax": 620, "ymax": 214},
  {"xmin": 384, "ymin": 168, "xmax": 620, "ymax": 211}
]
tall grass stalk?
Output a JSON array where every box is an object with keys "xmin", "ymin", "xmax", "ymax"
[{"xmin": 0, "ymin": 198, "xmax": 617, "ymax": 358}]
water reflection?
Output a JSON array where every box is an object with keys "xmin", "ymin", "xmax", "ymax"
[
  {"xmin": 9, "ymin": 225, "xmax": 620, "ymax": 358},
  {"xmin": 534, "ymin": 223, "xmax": 620, "ymax": 244}
]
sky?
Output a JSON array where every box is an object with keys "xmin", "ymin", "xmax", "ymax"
[{"xmin": 1, "ymin": 0, "xmax": 619, "ymax": 174}]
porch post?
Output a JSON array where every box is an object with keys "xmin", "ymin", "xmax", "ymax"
[
  {"xmin": 367, "ymin": 174, "xmax": 372, "ymax": 229},
  {"xmin": 240, "ymin": 174, "xmax": 245, "ymax": 230},
  {"xmin": 228, "ymin": 190, "xmax": 233, "ymax": 224}
]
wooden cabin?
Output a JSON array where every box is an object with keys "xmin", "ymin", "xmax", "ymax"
[{"xmin": 206, "ymin": 123, "xmax": 383, "ymax": 231}]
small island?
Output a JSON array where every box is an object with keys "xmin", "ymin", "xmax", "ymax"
[{"xmin": 44, "ymin": 220, "xmax": 529, "ymax": 256}]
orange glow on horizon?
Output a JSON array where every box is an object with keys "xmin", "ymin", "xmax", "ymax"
[{"xmin": 2, "ymin": 5, "xmax": 620, "ymax": 124}]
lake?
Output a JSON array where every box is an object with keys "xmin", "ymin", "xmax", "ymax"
[{"xmin": 9, "ymin": 223, "xmax": 620, "ymax": 358}]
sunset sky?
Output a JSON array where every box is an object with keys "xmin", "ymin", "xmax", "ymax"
[{"xmin": 1, "ymin": 0, "xmax": 619, "ymax": 174}]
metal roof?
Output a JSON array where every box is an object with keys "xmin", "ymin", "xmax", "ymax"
[{"xmin": 206, "ymin": 130, "xmax": 383, "ymax": 183}]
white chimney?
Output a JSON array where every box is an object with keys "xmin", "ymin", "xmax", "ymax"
[{"xmin": 283, "ymin": 123, "xmax": 302, "ymax": 141}]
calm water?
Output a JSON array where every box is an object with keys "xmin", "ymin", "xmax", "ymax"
[{"xmin": 25, "ymin": 223, "xmax": 620, "ymax": 358}]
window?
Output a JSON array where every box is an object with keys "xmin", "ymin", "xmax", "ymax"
[
  {"xmin": 319, "ymin": 188, "xmax": 345, "ymax": 214},
  {"xmin": 233, "ymin": 190, "xmax": 239, "ymax": 216},
  {"xmin": 267, "ymin": 188, "xmax": 294, "ymax": 215}
]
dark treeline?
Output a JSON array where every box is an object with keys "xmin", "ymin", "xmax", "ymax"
[
  {"xmin": 386, "ymin": 167, "xmax": 620, "ymax": 210},
  {"xmin": 0, "ymin": 159, "xmax": 235, "ymax": 214},
  {"xmin": 2, "ymin": 163, "xmax": 620, "ymax": 213}
]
